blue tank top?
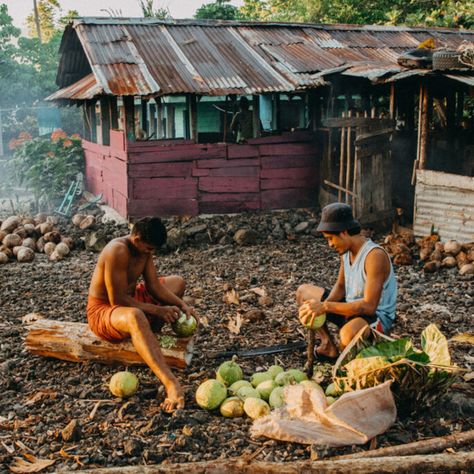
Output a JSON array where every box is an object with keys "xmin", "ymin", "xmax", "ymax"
[{"xmin": 343, "ymin": 239, "xmax": 397, "ymax": 333}]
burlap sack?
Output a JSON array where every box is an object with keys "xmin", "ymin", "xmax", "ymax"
[{"xmin": 251, "ymin": 380, "xmax": 396, "ymax": 446}]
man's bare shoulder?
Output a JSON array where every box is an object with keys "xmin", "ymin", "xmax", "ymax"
[
  {"xmin": 366, "ymin": 247, "xmax": 390, "ymax": 271},
  {"xmin": 100, "ymin": 237, "xmax": 130, "ymax": 260}
]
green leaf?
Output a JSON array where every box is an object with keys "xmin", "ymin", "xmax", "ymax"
[
  {"xmin": 421, "ymin": 324, "xmax": 451, "ymax": 367},
  {"xmin": 356, "ymin": 338, "xmax": 413, "ymax": 361}
]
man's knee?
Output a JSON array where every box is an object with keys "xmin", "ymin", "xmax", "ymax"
[
  {"xmin": 339, "ymin": 318, "xmax": 370, "ymax": 348},
  {"xmin": 126, "ymin": 308, "xmax": 150, "ymax": 331}
]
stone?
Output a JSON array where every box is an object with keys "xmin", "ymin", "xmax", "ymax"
[
  {"xmin": 84, "ymin": 232, "xmax": 108, "ymax": 253},
  {"xmin": 184, "ymin": 224, "xmax": 208, "ymax": 237},
  {"xmin": 123, "ymin": 438, "xmax": 142, "ymax": 456},
  {"xmin": 61, "ymin": 419, "xmax": 81, "ymax": 442},
  {"xmin": 166, "ymin": 228, "xmax": 186, "ymax": 249},
  {"xmin": 233, "ymin": 228, "xmax": 258, "ymax": 246},
  {"xmin": 294, "ymin": 222, "xmax": 309, "ymax": 233}
]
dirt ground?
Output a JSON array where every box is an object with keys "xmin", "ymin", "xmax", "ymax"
[{"xmin": 0, "ymin": 209, "xmax": 473, "ymax": 472}]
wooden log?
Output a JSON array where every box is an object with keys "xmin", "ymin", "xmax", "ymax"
[
  {"xmin": 24, "ymin": 318, "xmax": 194, "ymax": 370},
  {"xmin": 332, "ymin": 429, "xmax": 474, "ymax": 460},
  {"xmin": 338, "ymin": 111, "xmax": 346, "ymax": 201},
  {"xmin": 68, "ymin": 451, "xmax": 474, "ymax": 474}
]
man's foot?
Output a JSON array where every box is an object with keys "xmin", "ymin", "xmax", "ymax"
[
  {"xmin": 160, "ymin": 383, "xmax": 185, "ymax": 413},
  {"xmin": 314, "ymin": 342, "xmax": 339, "ymax": 360}
]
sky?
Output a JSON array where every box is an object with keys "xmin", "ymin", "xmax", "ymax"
[{"xmin": 4, "ymin": 0, "xmax": 244, "ymax": 33}]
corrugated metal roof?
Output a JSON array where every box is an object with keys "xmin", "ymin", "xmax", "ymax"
[
  {"xmin": 46, "ymin": 73, "xmax": 102, "ymax": 100},
  {"xmin": 444, "ymin": 74, "xmax": 474, "ymax": 87},
  {"xmin": 51, "ymin": 18, "xmax": 474, "ymax": 99}
]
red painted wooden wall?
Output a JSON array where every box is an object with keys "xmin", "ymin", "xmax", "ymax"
[{"xmin": 83, "ymin": 130, "xmax": 320, "ymax": 218}]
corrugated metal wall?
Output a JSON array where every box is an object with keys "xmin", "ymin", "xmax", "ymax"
[{"xmin": 414, "ymin": 170, "xmax": 474, "ymax": 242}]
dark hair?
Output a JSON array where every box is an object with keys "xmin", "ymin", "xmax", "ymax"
[
  {"xmin": 323, "ymin": 225, "xmax": 361, "ymax": 237},
  {"xmin": 131, "ymin": 217, "xmax": 167, "ymax": 248}
]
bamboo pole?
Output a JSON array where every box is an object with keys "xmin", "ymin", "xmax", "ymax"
[
  {"xmin": 418, "ymin": 83, "xmax": 430, "ymax": 172},
  {"xmin": 389, "ymin": 84, "xmax": 395, "ymax": 119},
  {"xmin": 338, "ymin": 111, "xmax": 346, "ymax": 201},
  {"xmin": 412, "ymin": 83, "xmax": 424, "ymax": 185}
]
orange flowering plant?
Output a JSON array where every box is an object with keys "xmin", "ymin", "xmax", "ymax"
[{"xmin": 11, "ymin": 129, "xmax": 84, "ymax": 208}]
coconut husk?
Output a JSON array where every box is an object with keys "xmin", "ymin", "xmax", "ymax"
[
  {"xmin": 430, "ymin": 250, "xmax": 443, "ymax": 262},
  {"xmin": 423, "ymin": 261, "xmax": 440, "ymax": 273},
  {"xmin": 456, "ymin": 251, "xmax": 469, "ymax": 269},
  {"xmin": 393, "ymin": 253, "xmax": 413, "ymax": 266},
  {"xmin": 459, "ymin": 263, "xmax": 474, "ymax": 276},
  {"xmin": 441, "ymin": 256, "xmax": 457, "ymax": 268}
]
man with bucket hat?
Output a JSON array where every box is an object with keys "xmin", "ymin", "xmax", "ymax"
[{"xmin": 296, "ymin": 203, "xmax": 397, "ymax": 360}]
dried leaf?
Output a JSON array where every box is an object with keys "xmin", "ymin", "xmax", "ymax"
[
  {"xmin": 21, "ymin": 313, "xmax": 44, "ymax": 324},
  {"xmin": 224, "ymin": 289, "xmax": 240, "ymax": 305},
  {"xmin": 199, "ymin": 316, "xmax": 209, "ymax": 328},
  {"xmin": 463, "ymin": 372, "xmax": 474, "ymax": 382},
  {"xmin": 9, "ymin": 454, "xmax": 55, "ymax": 473},
  {"xmin": 25, "ymin": 390, "xmax": 57, "ymax": 406},
  {"xmin": 450, "ymin": 333, "xmax": 474, "ymax": 345},
  {"xmin": 227, "ymin": 313, "xmax": 243, "ymax": 335},
  {"xmin": 250, "ymin": 287, "xmax": 267, "ymax": 298}
]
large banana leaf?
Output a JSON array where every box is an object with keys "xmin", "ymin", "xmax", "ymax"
[
  {"xmin": 421, "ymin": 323, "xmax": 451, "ymax": 367},
  {"xmin": 356, "ymin": 338, "xmax": 430, "ymax": 364}
]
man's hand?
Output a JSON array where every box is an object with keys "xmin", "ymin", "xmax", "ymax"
[
  {"xmin": 181, "ymin": 303, "xmax": 199, "ymax": 324},
  {"xmin": 156, "ymin": 305, "xmax": 181, "ymax": 323},
  {"xmin": 299, "ymin": 299, "xmax": 325, "ymax": 327}
]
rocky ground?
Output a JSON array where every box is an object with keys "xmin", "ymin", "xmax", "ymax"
[{"xmin": 0, "ymin": 208, "xmax": 473, "ymax": 473}]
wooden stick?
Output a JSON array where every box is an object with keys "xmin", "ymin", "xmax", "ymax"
[
  {"xmin": 306, "ymin": 329, "xmax": 315, "ymax": 378},
  {"xmin": 338, "ymin": 111, "xmax": 346, "ymax": 201},
  {"xmin": 332, "ymin": 429, "xmax": 474, "ymax": 460},
  {"xmin": 418, "ymin": 83, "xmax": 430, "ymax": 171},
  {"xmin": 68, "ymin": 452, "xmax": 474, "ymax": 473},
  {"xmin": 24, "ymin": 319, "xmax": 194, "ymax": 369},
  {"xmin": 323, "ymin": 180, "xmax": 356, "ymax": 197}
]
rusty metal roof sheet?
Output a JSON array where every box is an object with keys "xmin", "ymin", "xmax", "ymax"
[
  {"xmin": 50, "ymin": 18, "xmax": 474, "ymax": 100},
  {"xmin": 45, "ymin": 73, "xmax": 101, "ymax": 100}
]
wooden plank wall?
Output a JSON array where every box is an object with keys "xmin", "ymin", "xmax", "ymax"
[
  {"xmin": 126, "ymin": 132, "xmax": 319, "ymax": 217},
  {"xmin": 83, "ymin": 130, "xmax": 129, "ymax": 217}
]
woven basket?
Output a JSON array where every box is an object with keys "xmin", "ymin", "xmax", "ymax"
[{"xmin": 433, "ymin": 51, "xmax": 465, "ymax": 70}]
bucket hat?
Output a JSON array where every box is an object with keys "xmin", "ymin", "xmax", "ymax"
[{"xmin": 316, "ymin": 203, "xmax": 360, "ymax": 232}]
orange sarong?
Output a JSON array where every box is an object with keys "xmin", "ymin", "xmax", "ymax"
[{"xmin": 86, "ymin": 281, "xmax": 164, "ymax": 343}]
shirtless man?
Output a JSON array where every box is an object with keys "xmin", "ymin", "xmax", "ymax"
[
  {"xmin": 296, "ymin": 203, "xmax": 397, "ymax": 359},
  {"xmin": 87, "ymin": 217, "xmax": 197, "ymax": 412}
]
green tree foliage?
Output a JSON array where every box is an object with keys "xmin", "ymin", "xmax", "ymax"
[
  {"xmin": 238, "ymin": 0, "xmax": 474, "ymax": 28},
  {"xmin": 139, "ymin": 0, "xmax": 171, "ymax": 19},
  {"xmin": 195, "ymin": 0, "xmax": 241, "ymax": 20}
]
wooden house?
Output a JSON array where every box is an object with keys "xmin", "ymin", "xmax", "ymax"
[{"xmin": 47, "ymin": 18, "xmax": 474, "ymax": 235}]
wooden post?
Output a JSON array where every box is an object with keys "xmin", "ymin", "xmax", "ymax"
[
  {"xmin": 389, "ymin": 84, "xmax": 395, "ymax": 119},
  {"xmin": 167, "ymin": 104, "xmax": 175, "ymax": 138},
  {"xmin": 345, "ymin": 110, "xmax": 352, "ymax": 203},
  {"xmin": 109, "ymin": 96, "xmax": 118, "ymax": 130},
  {"xmin": 252, "ymin": 95, "xmax": 260, "ymax": 138},
  {"xmin": 86, "ymin": 100, "xmax": 97, "ymax": 143},
  {"xmin": 140, "ymin": 98, "xmax": 148, "ymax": 137},
  {"xmin": 156, "ymin": 97, "xmax": 164, "ymax": 139},
  {"xmin": 446, "ymin": 90, "xmax": 455, "ymax": 132},
  {"xmin": 338, "ymin": 111, "xmax": 346, "ymax": 201},
  {"xmin": 306, "ymin": 330, "xmax": 315, "ymax": 378},
  {"xmin": 149, "ymin": 101, "xmax": 156, "ymax": 139},
  {"xmin": 123, "ymin": 96, "xmax": 135, "ymax": 142},
  {"xmin": 418, "ymin": 83, "xmax": 430, "ymax": 171},
  {"xmin": 99, "ymin": 96, "xmax": 111, "ymax": 146},
  {"xmin": 456, "ymin": 91, "xmax": 464, "ymax": 126},
  {"xmin": 190, "ymin": 95, "xmax": 198, "ymax": 142}
]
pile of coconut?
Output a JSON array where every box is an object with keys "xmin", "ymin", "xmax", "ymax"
[
  {"xmin": 0, "ymin": 214, "xmax": 75, "ymax": 264},
  {"xmin": 383, "ymin": 231, "xmax": 474, "ymax": 275},
  {"xmin": 194, "ymin": 357, "xmax": 336, "ymax": 420}
]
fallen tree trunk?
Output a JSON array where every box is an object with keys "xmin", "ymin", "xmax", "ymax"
[
  {"xmin": 64, "ymin": 451, "xmax": 474, "ymax": 474},
  {"xmin": 332, "ymin": 429, "xmax": 474, "ymax": 460},
  {"xmin": 24, "ymin": 318, "xmax": 194, "ymax": 369}
]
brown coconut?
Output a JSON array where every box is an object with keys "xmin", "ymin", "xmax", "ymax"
[
  {"xmin": 1, "ymin": 216, "xmax": 20, "ymax": 233},
  {"xmin": 0, "ymin": 245, "xmax": 13, "ymax": 258},
  {"xmin": 23, "ymin": 223, "xmax": 36, "ymax": 236},
  {"xmin": 61, "ymin": 237, "xmax": 74, "ymax": 250},
  {"xmin": 444, "ymin": 240, "xmax": 462, "ymax": 256},
  {"xmin": 456, "ymin": 251, "xmax": 469, "ymax": 269},
  {"xmin": 441, "ymin": 256, "xmax": 457, "ymax": 268},
  {"xmin": 12, "ymin": 245, "xmax": 22, "ymax": 257},
  {"xmin": 38, "ymin": 222, "xmax": 54, "ymax": 235},
  {"xmin": 419, "ymin": 245, "xmax": 434, "ymax": 262},
  {"xmin": 43, "ymin": 231, "xmax": 62, "ymax": 244},
  {"xmin": 43, "ymin": 242, "xmax": 56, "ymax": 256},
  {"xmin": 72, "ymin": 214, "xmax": 86, "ymax": 226},
  {"xmin": 17, "ymin": 247, "xmax": 35, "ymax": 263},
  {"xmin": 36, "ymin": 237, "xmax": 46, "ymax": 253},
  {"xmin": 34, "ymin": 213, "xmax": 47, "ymax": 224},
  {"xmin": 22, "ymin": 217, "xmax": 35, "ymax": 226},
  {"xmin": 46, "ymin": 215, "xmax": 59, "ymax": 225},
  {"xmin": 3, "ymin": 233, "xmax": 22, "ymax": 248},
  {"xmin": 430, "ymin": 249, "xmax": 443, "ymax": 262},
  {"xmin": 13, "ymin": 226, "xmax": 27, "ymax": 239},
  {"xmin": 434, "ymin": 242, "xmax": 444, "ymax": 253},
  {"xmin": 22, "ymin": 238, "xmax": 37, "ymax": 251},
  {"xmin": 0, "ymin": 230, "xmax": 6, "ymax": 242},
  {"xmin": 79, "ymin": 215, "xmax": 96, "ymax": 230},
  {"xmin": 459, "ymin": 263, "xmax": 474, "ymax": 276},
  {"xmin": 0, "ymin": 252, "xmax": 8, "ymax": 264},
  {"xmin": 393, "ymin": 252, "xmax": 413, "ymax": 266},
  {"xmin": 423, "ymin": 261, "xmax": 440, "ymax": 273},
  {"xmin": 467, "ymin": 248, "xmax": 474, "ymax": 263},
  {"xmin": 55, "ymin": 242, "xmax": 70, "ymax": 257},
  {"xmin": 49, "ymin": 250, "xmax": 63, "ymax": 262}
]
